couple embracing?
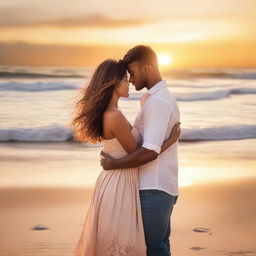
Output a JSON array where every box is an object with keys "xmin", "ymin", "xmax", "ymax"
[{"xmin": 72, "ymin": 45, "xmax": 181, "ymax": 256}]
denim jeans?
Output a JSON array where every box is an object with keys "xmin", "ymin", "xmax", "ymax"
[{"xmin": 139, "ymin": 189, "xmax": 178, "ymax": 256}]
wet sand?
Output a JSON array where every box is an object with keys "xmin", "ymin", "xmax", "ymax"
[{"xmin": 0, "ymin": 178, "xmax": 255, "ymax": 256}]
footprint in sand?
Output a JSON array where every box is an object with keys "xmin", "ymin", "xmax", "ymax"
[
  {"xmin": 190, "ymin": 247, "xmax": 205, "ymax": 251},
  {"xmin": 31, "ymin": 225, "xmax": 49, "ymax": 230},
  {"xmin": 227, "ymin": 250, "xmax": 256, "ymax": 256},
  {"xmin": 193, "ymin": 227, "xmax": 210, "ymax": 233}
]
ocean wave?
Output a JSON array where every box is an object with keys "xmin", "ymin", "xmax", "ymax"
[
  {"xmin": 1, "ymin": 80, "xmax": 255, "ymax": 102},
  {"xmin": 231, "ymin": 73, "xmax": 256, "ymax": 79},
  {"xmin": 0, "ymin": 125, "xmax": 73, "ymax": 142},
  {"xmin": 1, "ymin": 67, "xmax": 256, "ymax": 79},
  {"xmin": 0, "ymin": 125, "xmax": 255, "ymax": 142},
  {"xmin": 181, "ymin": 125, "xmax": 256, "ymax": 141},
  {"xmin": 164, "ymin": 68, "xmax": 256, "ymax": 79},
  {"xmin": 0, "ymin": 71, "xmax": 85, "ymax": 79},
  {"xmin": 173, "ymin": 87, "xmax": 256, "ymax": 101},
  {"xmin": 0, "ymin": 81, "xmax": 82, "ymax": 91}
]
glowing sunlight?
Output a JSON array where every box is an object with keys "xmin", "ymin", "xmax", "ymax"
[{"xmin": 157, "ymin": 53, "xmax": 173, "ymax": 67}]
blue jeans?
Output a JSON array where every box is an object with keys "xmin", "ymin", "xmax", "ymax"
[{"xmin": 139, "ymin": 189, "xmax": 178, "ymax": 256}]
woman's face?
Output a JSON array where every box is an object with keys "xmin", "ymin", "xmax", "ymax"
[{"xmin": 115, "ymin": 73, "xmax": 129, "ymax": 98}]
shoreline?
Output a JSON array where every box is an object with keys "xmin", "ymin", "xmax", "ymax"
[
  {"xmin": 0, "ymin": 138, "xmax": 255, "ymax": 188},
  {"xmin": 1, "ymin": 136, "xmax": 256, "ymax": 144}
]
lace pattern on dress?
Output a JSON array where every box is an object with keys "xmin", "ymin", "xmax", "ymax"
[{"xmin": 96, "ymin": 233, "xmax": 136, "ymax": 256}]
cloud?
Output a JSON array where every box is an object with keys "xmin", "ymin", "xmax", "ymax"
[
  {"xmin": 0, "ymin": 9, "xmax": 153, "ymax": 28},
  {"xmin": 0, "ymin": 41, "xmax": 127, "ymax": 66}
]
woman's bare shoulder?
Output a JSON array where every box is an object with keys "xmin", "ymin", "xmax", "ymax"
[
  {"xmin": 103, "ymin": 108, "xmax": 132, "ymax": 129},
  {"xmin": 103, "ymin": 108, "xmax": 124, "ymax": 121}
]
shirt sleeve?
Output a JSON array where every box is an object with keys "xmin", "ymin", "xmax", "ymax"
[{"xmin": 142, "ymin": 98, "xmax": 173, "ymax": 154}]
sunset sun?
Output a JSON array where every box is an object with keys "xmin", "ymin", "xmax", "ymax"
[{"xmin": 157, "ymin": 54, "xmax": 173, "ymax": 66}]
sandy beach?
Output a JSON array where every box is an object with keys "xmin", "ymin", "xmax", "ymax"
[
  {"xmin": 0, "ymin": 178, "xmax": 255, "ymax": 256},
  {"xmin": 0, "ymin": 139, "xmax": 256, "ymax": 256}
]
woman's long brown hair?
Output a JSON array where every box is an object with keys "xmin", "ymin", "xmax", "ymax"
[{"xmin": 70, "ymin": 59, "xmax": 126, "ymax": 143}]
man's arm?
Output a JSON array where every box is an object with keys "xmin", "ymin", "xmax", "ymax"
[
  {"xmin": 101, "ymin": 98, "xmax": 173, "ymax": 170},
  {"xmin": 100, "ymin": 122, "xmax": 180, "ymax": 169},
  {"xmin": 101, "ymin": 147, "xmax": 158, "ymax": 170}
]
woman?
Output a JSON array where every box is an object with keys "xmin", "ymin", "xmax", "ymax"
[{"xmin": 71, "ymin": 59, "xmax": 180, "ymax": 256}]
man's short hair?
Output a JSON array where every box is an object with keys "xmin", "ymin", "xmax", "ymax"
[{"xmin": 123, "ymin": 45, "xmax": 158, "ymax": 67}]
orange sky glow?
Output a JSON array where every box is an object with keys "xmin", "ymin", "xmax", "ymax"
[{"xmin": 0, "ymin": 0, "xmax": 255, "ymax": 68}]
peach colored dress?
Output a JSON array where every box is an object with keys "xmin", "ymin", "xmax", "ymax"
[{"xmin": 74, "ymin": 127, "xmax": 147, "ymax": 256}]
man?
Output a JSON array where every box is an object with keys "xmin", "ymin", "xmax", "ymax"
[{"xmin": 100, "ymin": 45, "xmax": 180, "ymax": 256}]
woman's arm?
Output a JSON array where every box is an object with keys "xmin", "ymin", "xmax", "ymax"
[
  {"xmin": 160, "ymin": 122, "xmax": 181, "ymax": 153},
  {"xmin": 100, "ymin": 122, "xmax": 181, "ymax": 170}
]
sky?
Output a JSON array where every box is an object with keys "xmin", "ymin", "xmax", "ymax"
[{"xmin": 0, "ymin": 0, "xmax": 255, "ymax": 68}]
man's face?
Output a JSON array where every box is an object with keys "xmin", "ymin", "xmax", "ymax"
[{"xmin": 127, "ymin": 61, "xmax": 147, "ymax": 91}]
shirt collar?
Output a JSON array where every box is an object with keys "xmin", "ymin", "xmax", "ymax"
[{"xmin": 148, "ymin": 80, "xmax": 166, "ymax": 95}]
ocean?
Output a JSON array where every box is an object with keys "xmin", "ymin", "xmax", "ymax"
[
  {"xmin": 0, "ymin": 66, "xmax": 255, "ymax": 142},
  {"xmin": 0, "ymin": 66, "xmax": 256, "ymax": 188}
]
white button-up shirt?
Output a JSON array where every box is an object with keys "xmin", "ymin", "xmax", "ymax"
[{"xmin": 134, "ymin": 80, "xmax": 180, "ymax": 196}]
